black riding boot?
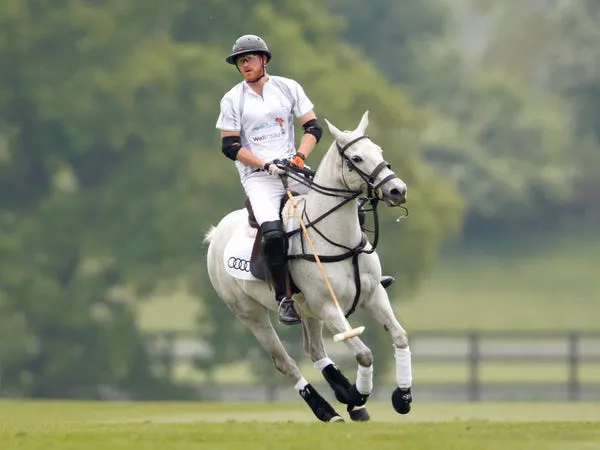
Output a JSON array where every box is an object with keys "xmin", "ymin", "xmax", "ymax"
[
  {"xmin": 260, "ymin": 220, "xmax": 301, "ymax": 325},
  {"xmin": 358, "ymin": 204, "xmax": 395, "ymax": 290},
  {"xmin": 270, "ymin": 266, "xmax": 302, "ymax": 325}
]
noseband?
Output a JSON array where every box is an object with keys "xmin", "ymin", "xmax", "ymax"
[{"xmin": 336, "ymin": 135, "xmax": 398, "ymax": 198}]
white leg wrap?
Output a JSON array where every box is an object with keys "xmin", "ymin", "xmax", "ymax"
[
  {"xmin": 356, "ymin": 364, "xmax": 373, "ymax": 395},
  {"xmin": 294, "ymin": 377, "xmax": 309, "ymax": 392},
  {"xmin": 394, "ymin": 346, "xmax": 412, "ymax": 388},
  {"xmin": 313, "ymin": 357, "xmax": 335, "ymax": 372}
]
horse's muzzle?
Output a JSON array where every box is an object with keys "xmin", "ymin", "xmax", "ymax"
[{"xmin": 384, "ymin": 182, "xmax": 407, "ymax": 206}]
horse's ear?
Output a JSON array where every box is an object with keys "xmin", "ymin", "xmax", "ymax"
[
  {"xmin": 324, "ymin": 118, "xmax": 343, "ymax": 141},
  {"xmin": 355, "ymin": 110, "xmax": 369, "ymax": 135}
]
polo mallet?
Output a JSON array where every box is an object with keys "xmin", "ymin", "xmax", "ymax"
[{"xmin": 284, "ymin": 186, "xmax": 365, "ymax": 343}]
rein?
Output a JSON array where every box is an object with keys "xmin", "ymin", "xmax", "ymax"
[{"xmin": 284, "ymin": 135, "xmax": 395, "ymax": 255}]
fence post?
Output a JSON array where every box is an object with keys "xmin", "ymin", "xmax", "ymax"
[
  {"xmin": 567, "ymin": 331, "xmax": 580, "ymax": 402},
  {"xmin": 467, "ymin": 331, "xmax": 480, "ymax": 402},
  {"xmin": 163, "ymin": 332, "xmax": 176, "ymax": 381},
  {"xmin": 266, "ymin": 383, "xmax": 277, "ymax": 403}
]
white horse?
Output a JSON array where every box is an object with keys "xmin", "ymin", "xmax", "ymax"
[{"xmin": 204, "ymin": 111, "xmax": 413, "ymax": 422}]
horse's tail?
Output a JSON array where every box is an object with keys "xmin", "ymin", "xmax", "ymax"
[{"xmin": 203, "ymin": 226, "xmax": 217, "ymax": 244}]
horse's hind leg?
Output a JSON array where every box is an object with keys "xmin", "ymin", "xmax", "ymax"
[
  {"xmin": 301, "ymin": 316, "xmax": 370, "ymax": 422},
  {"xmin": 227, "ymin": 297, "xmax": 344, "ymax": 423},
  {"xmin": 362, "ymin": 286, "xmax": 413, "ymax": 414}
]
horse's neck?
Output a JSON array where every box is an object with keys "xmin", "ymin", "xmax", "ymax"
[
  {"xmin": 304, "ymin": 149, "xmax": 362, "ymax": 248},
  {"xmin": 303, "ymin": 192, "xmax": 361, "ymax": 248}
]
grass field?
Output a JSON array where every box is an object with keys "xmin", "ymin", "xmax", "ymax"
[{"xmin": 1, "ymin": 401, "xmax": 599, "ymax": 449}]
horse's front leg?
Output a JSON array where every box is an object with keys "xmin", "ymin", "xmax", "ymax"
[
  {"xmin": 362, "ymin": 285, "xmax": 413, "ymax": 414},
  {"xmin": 301, "ymin": 316, "xmax": 370, "ymax": 422},
  {"xmin": 317, "ymin": 304, "xmax": 376, "ymax": 412},
  {"xmin": 226, "ymin": 293, "xmax": 344, "ymax": 423}
]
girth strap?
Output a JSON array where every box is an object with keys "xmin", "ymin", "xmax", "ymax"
[{"xmin": 288, "ymin": 234, "xmax": 368, "ymax": 318}]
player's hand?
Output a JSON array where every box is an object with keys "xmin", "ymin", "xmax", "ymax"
[
  {"xmin": 263, "ymin": 162, "xmax": 286, "ymax": 178},
  {"xmin": 291, "ymin": 152, "xmax": 305, "ymax": 169}
]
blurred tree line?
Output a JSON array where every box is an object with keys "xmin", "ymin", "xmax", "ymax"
[
  {"xmin": 0, "ymin": 0, "xmax": 597, "ymax": 398},
  {"xmin": 333, "ymin": 0, "xmax": 600, "ymax": 230}
]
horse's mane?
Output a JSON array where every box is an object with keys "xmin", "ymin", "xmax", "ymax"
[
  {"xmin": 314, "ymin": 131, "xmax": 361, "ymax": 184},
  {"xmin": 314, "ymin": 140, "xmax": 337, "ymax": 180}
]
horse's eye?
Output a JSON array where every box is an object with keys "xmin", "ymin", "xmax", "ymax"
[{"xmin": 351, "ymin": 156, "xmax": 363, "ymax": 163}]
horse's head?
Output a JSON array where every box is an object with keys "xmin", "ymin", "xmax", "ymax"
[{"xmin": 324, "ymin": 111, "xmax": 407, "ymax": 206}]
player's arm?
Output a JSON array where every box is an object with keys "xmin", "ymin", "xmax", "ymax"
[
  {"xmin": 221, "ymin": 130, "xmax": 266, "ymax": 169},
  {"xmin": 292, "ymin": 111, "xmax": 322, "ymax": 168}
]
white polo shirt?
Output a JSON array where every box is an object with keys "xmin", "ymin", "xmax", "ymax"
[{"xmin": 216, "ymin": 75, "xmax": 314, "ymax": 181}]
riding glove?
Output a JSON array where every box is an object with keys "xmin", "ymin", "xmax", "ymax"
[
  {"xmin": 263, "ymin": 162, "xmax": 286, "ymax": 178},
  {"xmin": 291, "ymin": 152, "xmax": 305, "ymax": 169}
]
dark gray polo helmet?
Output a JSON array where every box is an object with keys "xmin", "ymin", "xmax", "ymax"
[{"xmin": 226, "ymin": 34, "xmax": 272, "ymax": 65}]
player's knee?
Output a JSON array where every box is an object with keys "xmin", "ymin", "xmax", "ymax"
[{"xmin": 260, "ymin": 220, "xmax": 287, "ymax": 266}]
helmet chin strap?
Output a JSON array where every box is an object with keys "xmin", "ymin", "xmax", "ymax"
[{"xmin": 248, "ymin": 71, "xmax": 265, "ymax": 83}]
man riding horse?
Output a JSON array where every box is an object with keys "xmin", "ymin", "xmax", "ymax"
[{"xmin": 215, "ymin": 34, "xmax": 394, "ymax": 325}]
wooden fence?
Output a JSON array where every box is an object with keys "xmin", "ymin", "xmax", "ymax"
[
  {"xmin": 409, "ymin": 330, "xmax": 600, "ymax": 402},
  {"xmin": 146, "ymin": 329, "xmax": 600, "ymax": 402}
]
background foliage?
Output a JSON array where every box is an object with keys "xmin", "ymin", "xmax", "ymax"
[{"xmin": 1, "ymin": 0, "xmax": 597, "ymax": 398}]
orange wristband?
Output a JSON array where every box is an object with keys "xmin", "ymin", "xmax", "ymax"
[{"xmin": 291, "ymin": 154, "xmax": 305, "ymax": 168}]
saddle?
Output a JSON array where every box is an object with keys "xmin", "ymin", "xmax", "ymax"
[{"xmin": 230, "ymin": 194, "xmax": 387, "ymax": 319}]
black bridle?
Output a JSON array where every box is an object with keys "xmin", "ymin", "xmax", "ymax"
[
  {"xmin": 284, "ymin": 135, "xmax": 401, "ymax": 317},
  {"xmin": 284, "ymin": 134, "xmax": 398, "ymax": 243},
  {"xmin": 337, "ymin": 135, "xmax": 398, "ymax": 200}
]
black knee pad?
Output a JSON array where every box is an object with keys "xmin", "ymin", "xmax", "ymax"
[{"xmin": 260, "ymin": 220, "xmax": 288, "ymax": 267}]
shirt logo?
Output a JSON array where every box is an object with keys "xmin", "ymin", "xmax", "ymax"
[
  {"xmin": 250, "ymin": 117, "xmax": 287, "ymax": 143},
  {"xmin": 252, "ymin": 118, "xmax": 286, "ymax": 134}
]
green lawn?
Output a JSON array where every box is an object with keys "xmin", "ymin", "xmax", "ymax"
[
  {"xmin": 0, "ymin": 401, "xmax": 599, "ymax": 450},
  {"xmin": 397, "ymin": 230, "xmax": 600, "ymax": 330}
]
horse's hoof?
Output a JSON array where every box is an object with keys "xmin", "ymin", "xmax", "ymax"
[
  {"xmin": 348, "ymin": 405, "xmax": 370, "ymax": 422},
  {"xmin": 328, "ymin": 415, "xmax": 345, "ymax": 423},
  {"xmin": 391, "ymin": 387, "xmax": 412, "ymax": 414}
]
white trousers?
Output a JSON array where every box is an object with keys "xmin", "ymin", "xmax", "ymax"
[{"xmin": 242, "ymin": 171, "xmax": 309, "ymax": 225}]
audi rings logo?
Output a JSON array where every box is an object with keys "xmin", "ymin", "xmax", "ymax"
[{"xmin": 228, "ymin": 257, "xmax": 251, "ymax": 272}]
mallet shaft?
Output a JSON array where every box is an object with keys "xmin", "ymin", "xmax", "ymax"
[{"xmin": 285, "ymin": 189, "xmax": 365, "ymax": 342}]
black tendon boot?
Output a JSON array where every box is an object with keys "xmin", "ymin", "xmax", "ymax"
[
  {"xmin": 260, "ymin": 220, "xmax": 301, "ymax": 325},
  {"xmin": 357, "ymin": 204, "xmax": 395, "ymax": 290}
]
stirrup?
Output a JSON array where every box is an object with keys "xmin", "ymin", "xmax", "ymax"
[{"xmin": 278, "ymin": 297, "xmax": 301, "ymax": 325}]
